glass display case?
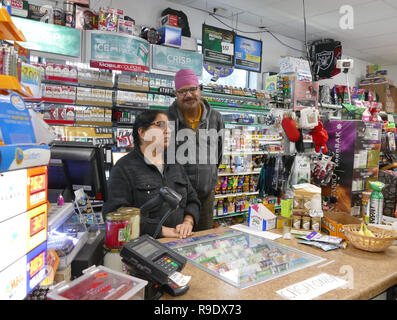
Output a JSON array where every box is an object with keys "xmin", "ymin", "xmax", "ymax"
[
  {"xmin": 166, "ymin": 230, "xmax": 325, "ymax": 289},
  {"xmin": 47, "ymin": 204, "xmax": 88, "ymax": 270}
]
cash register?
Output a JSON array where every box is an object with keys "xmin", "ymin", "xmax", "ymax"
[
  {"xmin": 120, "ymin": 187, "xmax": 190, "ymax": 299},
  {"xmin": 121, "ymin": 234, "xmax": 189, "ymax": 299}
]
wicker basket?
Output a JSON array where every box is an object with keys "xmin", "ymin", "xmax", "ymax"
[{"xmin": 343, "ymin": 224, "xmax": 397, "ymax": 252}]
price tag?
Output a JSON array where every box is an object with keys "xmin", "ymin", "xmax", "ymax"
[{"xmin": 221, "ymin": 42, "xmax": 234, "ymax": 55}]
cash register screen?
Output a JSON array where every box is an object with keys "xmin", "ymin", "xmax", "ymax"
[{"xmin": 133, "ymin": 241, "xmax": 159, "ymax": 258}]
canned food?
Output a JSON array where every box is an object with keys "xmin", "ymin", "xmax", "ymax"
[
  {"xmin": 53, "ymin": 8, "xmax": 65, "ymax": 26},
  {"xmin": 103, "ymin": 245, "xmax": 127, "ymax": 273},
  {"xmin": 302, "ymin": 216, "xmax": 311, "ymax": 230},
  {"xmin": 292, "ymin": 215, "xmax": 302, "ymax": 229},
  {"xmin": 105, "ymin": 211, "xmax": 132, "ymax": 249},
  {"xmin": 311, "ymin": 217, "xmax": 321, "ymax": 232},
  {"xmin": 64, "ymin": 1, "xmax": 74, "ymax": 13}
]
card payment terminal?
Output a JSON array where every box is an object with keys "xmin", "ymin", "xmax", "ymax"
[{"xmin": 120, "ymin": 234, "xmax": 189, "ymax": 299}]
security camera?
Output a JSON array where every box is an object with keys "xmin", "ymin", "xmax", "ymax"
[{"xmin": 337, "ymin": 59, "xmax": 354, "ymax": 73}]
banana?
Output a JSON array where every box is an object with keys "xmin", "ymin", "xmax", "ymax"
[
  {"xmin": 363, "ymin": 224, "xmax": 376, "ymax": 237},
  {"xmin": 357, "ymin": 223, "xmax": 365, "ymax": 236}
]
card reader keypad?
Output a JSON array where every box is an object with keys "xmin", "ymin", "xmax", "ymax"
[{"xmin": 155, "ymin": 256, "xmax": 179, "ymax": 273}]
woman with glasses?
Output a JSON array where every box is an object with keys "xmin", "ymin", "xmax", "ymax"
[{"xmin": 103, "ymin": 110, "xmax": 200, "ymax": 239}]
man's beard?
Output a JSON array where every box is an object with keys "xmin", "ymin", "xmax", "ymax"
[{"xmin": 176, "ymin": 97, "xmax": 200, "ymax": 112}]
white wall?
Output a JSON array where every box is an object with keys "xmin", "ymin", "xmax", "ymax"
[
  {"xmin": 92, "ymin": 0, "xmax": 369, "ymax": 89},
  {"xmin": 319, "ymin": 55, "xmax": 369, "ymax": 88}
]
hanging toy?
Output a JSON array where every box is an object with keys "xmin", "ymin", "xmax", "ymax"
[
  {"xmin": 281, "ymin": 112, "xmax": 300, "ymax": 142},
  {"xmin": 309, "ymin": 121, "xmax": 329, "ymax": 154}
]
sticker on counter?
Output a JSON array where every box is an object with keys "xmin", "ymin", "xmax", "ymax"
[
  {"xmin": 276, "ymin": 273, "xmax": 347, "ymax": 300},
  {"xmin": 169, "ymin": 271, "xmax": 191, "ymax": 287}
]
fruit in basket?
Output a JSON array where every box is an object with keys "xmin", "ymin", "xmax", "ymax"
[
  {"xmin": 358, "ymin": 223, "xmax": 365, "ymax": 236},
  {"xmin": 363, "ymin": 224, "xmax": 375, "ymax": 237},
  {"xmin": 356, "ymin": 223, "xmax": 376, "ymax": 238}
]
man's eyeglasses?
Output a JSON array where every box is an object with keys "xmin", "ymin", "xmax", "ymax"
[
  {"xmin": 150, "ymin": 121, "xmax": 170, "ymax": 130},
  {"xmin": 176, "ymin": 86, "xmax": 199, "ymax": 96}
]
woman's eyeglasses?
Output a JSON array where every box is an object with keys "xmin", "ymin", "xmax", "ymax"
[
  {"xmin": 150, "ymin": 121, "xmax": 170, "ymax": 130},
  {"xmin": 176, "ymin": 86, "xmax": 199, "ymax": 96}
]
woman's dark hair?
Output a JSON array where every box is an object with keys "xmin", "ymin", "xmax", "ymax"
[{"xmin": 133, "ymin": 109, "xmax": 168, "ymax": 147}]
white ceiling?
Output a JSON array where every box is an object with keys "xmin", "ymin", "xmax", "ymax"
[{"xmin": 169, "ymin": 0, "xmax": 397, "ymax": 65}]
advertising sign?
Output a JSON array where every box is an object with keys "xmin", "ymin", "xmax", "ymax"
[
  {"xmin": 234, "ymin": 35, "xmax": 262, "ymax": 72},
  {"xmin": 13, "ymin": 17, "xmax": 81, "ymax": 57},
  {"xmin": 151, "ymin": 44, "xmax": 202, "ymax": 75},
  {"xmin": 87, "ymin": 31, "xmax": 150, "ymax": 72},
  {"xmin": 20, "ymin": 63, "xmax": 41, "ymax": 98},
  {"xmin": 202, "ymin": 24, "xmax": 235, "ymax": 66},
  {"xmin": 0, "ymin": 169, "xmax": 28, "ymax": 223},
  {"xmin": 323, "ymin": 120, "xmax": 381, "ymax": 216},
  {"xmin": 0, "ymin": 255, "xmax": 27, "ymax": 300},
  {"xmin": 26, "ymin": 241, "xmax": 47, "ymax": 295},
  {"xmin": 0, "ymin": 92, "xmax": 35, "ymax": 144}
]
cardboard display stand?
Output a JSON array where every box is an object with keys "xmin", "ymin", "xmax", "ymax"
[{"xmin": 322, "ymin": 120, "xmax": 382, "ymax": 217}]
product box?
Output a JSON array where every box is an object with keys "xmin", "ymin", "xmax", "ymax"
[
  {"xmin": 264, "ymin": 75, "xmax": 278, "ymax": 93},
  {"xmin": 160, "ymin": 14, "xmax": 178, "ymax": 27},
  {"xmin": 378, "ymin": 170, "xmax": 397, "ymax": 218},
  {"xmin": 118, "ymin": 19, "xmax": 134, "ymax": 35},
  {"xmin": 323, "ymin": 120, "xmax": 382, "ymax": 216},
  {"xmin": 276, "ymin": 216, "xmax": 291, "ymax": 229},
  {"xmin": 0, "ymin": 92, "xmax": 35, "ymax": 145},
  {"xmin": 321, "ymin": 211, "xmax": 361, "ymax": 240},
  {"xmin": 248, "ymin": 203, "xmax": 277, "ymax": 231},
  {"xmin": 278, "ymin": 56, "xmax": 311, "ymax": 75},
  {"xmin": 180, "ymin": 36, "xmax": 198, "ymax": 52},
  {"xmin": 75, "ymin": 5, "xmax": 94, "ymax": 30},
  {"xmin": 28, "ymin": 3, "xmax": 51, "ymax": 21},
  {"xmin": 3, "ymin": 0, "xmax": 28, "ymax": 17},
  {"xmin": 47, "ymin": 265, "xmax": 147, "ymax": 300},
  {"xmin": 157, "ymin": 25, "xmax": 182, "ymax": 48}
]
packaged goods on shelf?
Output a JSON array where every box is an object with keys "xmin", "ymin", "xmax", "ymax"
[
  {"xmin": 42, "ymin": 84, "xmax": 76, "ymax": 101},
  {"xmin": 45, "ymin": 63, "xmax": 78, "ymax": 82}
]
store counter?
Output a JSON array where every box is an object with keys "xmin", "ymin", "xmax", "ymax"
[{"xmin": 158, "ymin": 227, "xmax": 397, "ymax": 300}]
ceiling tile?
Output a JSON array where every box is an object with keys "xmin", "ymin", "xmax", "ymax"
[
  {"xmin": 383, "ymin": 0, "xmax": 397, "ymax": 9},
  {"xmin": 344, "ymin": 33, "xmax": 397, "ymax": 50},
  {"xmin": 254, "ymin": 0, "xmax": 373, "ymax": 18},
  {"xmin": 348, "ymin": 1, "xmax": 397, "ymax": 26},
  {"xmin": 185, "ymin": 0, "xmax": 245, "ymax": 17},
  {"xmin": 235, "ymin": 11, "xmax": 280, "ymax": 28}
]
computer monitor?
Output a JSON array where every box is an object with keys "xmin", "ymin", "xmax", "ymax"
[{"xmin": 47, "ymin": 141, "xmax": 108, "ymax": 203}]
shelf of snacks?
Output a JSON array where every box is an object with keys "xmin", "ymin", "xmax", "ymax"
[
  {"xmin": 201, "ymin": 83, "xmax": 263, "ymax": 100},
  {"xmin": 218, "ymin": 170, "xmax": 261, "ymax": 177},
  {"xmin": 213, "ymin": 210, "xmax": 249, "ymax": 220},
  {"xmin": 213, "ymin": 194, "xmax": 257, "ymax": 221},
  {"xmin": 215, "ymin": 191, "xmax": 259, "ymax": 199}
]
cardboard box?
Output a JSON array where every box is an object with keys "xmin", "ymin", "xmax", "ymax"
[
  {"xmin": 321, "ymin": 211, "xmax": 361, "ymax": 240},
  {"xmin": 180, "ymin": 36, "xmax": 198, "ymax": 52},
  {"xmin": 360, "ymin": 83, "xmax": 395, "ymax": 112},
  {"xmin": 157, "ymin": 25, "xmax": 181, "ymax": 48},
  {"xmin": 160, "ymin": 14, "xmax": 178, "ymax": 27},
  {"xmin": 278, "ymin": 56, "xmax": 311, "ymax": 75},
  {"xmin": 276, "ymin": 216, "xmax": 291, "ymax": 229},
  {"xmin": 118, "ymin": 19, "xmax": 134, "ymax": 35},
  {"xmin": 248, "ymin": 203, "xmax": 277, "ymax": 231}
]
